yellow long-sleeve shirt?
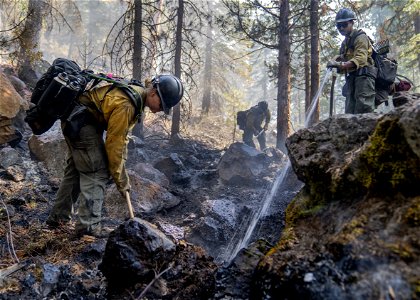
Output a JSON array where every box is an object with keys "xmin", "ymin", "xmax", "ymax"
[
  {"xmin": 78, "ymin": 83, "xmax": 145, "ymax": 193},
  {"xmin": 340, "ymin": 29, "xmax": 374, "ymax": 72}
]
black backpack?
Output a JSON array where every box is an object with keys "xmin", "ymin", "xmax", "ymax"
[
  {"xmin": 25, "ymin": 58, "xmax": 87, "ymax": 135},
  {"xmin": 371, "ymin": 40, "xmax": 398, "ymax": 87},
  {"xmin": 25, "ymin": 58, "xmax": 144, "ymax": 135},
  {"xmin": 340, "ymin": 30, "xmax": 397, "ymax": 87},
  {"xmin": 237, "ymin": 105, "xmax": 265, "ymax": 130}
]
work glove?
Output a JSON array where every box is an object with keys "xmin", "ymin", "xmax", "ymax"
[
  {"xmin": 119, "ymin": 187, "xmax": 130, "ymax": 198},
  {"xmin": 327, "ymin": 60, "xmax": 341, "ymax": 69},
  {"xmin": 333, "ymin": 55, "xmax": 345, "ymax": 62},
  {"xmin": 117, "ymin": 177, "xmax": 131, "ymax": 197}
]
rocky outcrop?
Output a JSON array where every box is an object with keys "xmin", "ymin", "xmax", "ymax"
[
  {"xmin": 0, "ymin": 147, "xmax": 22, "ymax": 169},
  {"xmin": 104, "ymin": 169, "xmax": 180, "ymax": 218},
  {"xmin": 286, "ymin": 113, "xmax": 382, "ymax": 201},
  {"xmin": 286, "ymin": 95, "xmax": 420, "ymax": 200},
  {"xmin": 153, "ymin": 153, "xmax": 186, "ymax": 182},
  {"xmin": 0, "ymin": 72, "xmax": 26, "ymax": 119},
  {"xmin": 392, "ymin": 92, "xmax": 420, "ymax": 108},
  {"xmin": 27, "ymin": 123, "xmax": 67, "ymax": 179},
  {"xmin": 214, "ymin": 240, "xmax": 272, "ymax": 300},
  {"xmin": 100, "ymin": 219, "xmax": 217, "ymax": 299},
  {"xmin": 131, "ymin": 162, "xmax": 169, "ymax": 188},
  {"xmin": 0, "ymin": 71, "xmax": 28, "ymax": 146},
  {"xmin": 218, "ymin": 142, "xmax": 269, "ymax": 185},
  {"xmin": 253, "ymin": 96, "xmax": 420, "ymax": 299}
]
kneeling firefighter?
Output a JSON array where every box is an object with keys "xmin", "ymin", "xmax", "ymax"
[{"xmin": 46, "ymin": 74, "xmax": 183, "ymax": 237}]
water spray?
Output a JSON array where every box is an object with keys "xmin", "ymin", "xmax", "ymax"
[{"xmin": 223, "ymin": 68, "xmax": 334, "ymax": 265}]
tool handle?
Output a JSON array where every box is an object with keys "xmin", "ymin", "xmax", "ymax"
[
  {"xmin": 329, "ymin": 75, "xmax": 337, "ymax": 117},
  {"xmin": 125, "ymin": 191, "xmax": 135, "ymax": 219},
  {"xmin": 256, "ymin": 129, "xmax": 265, "ymax": 137}
]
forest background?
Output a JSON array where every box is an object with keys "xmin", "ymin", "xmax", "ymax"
[{"xmin": 0, "ymin": 0, "xmax": 419, "ymax": 150}]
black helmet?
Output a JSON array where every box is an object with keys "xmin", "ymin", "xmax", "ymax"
[
  {"xmin": 258, "ymin": 101, "xmax": 268, "ymax": 110},
  {"xmin": 152, "ymin": 74, "xmax": 184, "ymax": 114},
  {"xmin": 335, "ymin": 8, "xmax": 356, "ymax": 23}
]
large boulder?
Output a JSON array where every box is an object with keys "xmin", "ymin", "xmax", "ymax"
[
  {"xmin": 254, "ymin": 97, "xmax": 420, "ymax": 299},
  {"xmin": 100, "ymin": 218, "xmax": 176, "ymax": 289},
  {"xmin": 286, "ymin": 113, "xmax": 382, "ymax": 199},
  {"xmin": 153, "ymin": 153, "xmax": 186, "ymax": 183},
  {"xmin": 392, "ymin": 92, "xmax": 420, "ymax": 108},
  {"xmin": 104, "ymin": 170, "xmax": 179, "ymax": 219},
  {"xmin": 186, "ymin": 199, "xmax": 239, "ymax": 246},
  {"xmin": 287, "ymin": 98, "xmax": 420, "ymax": 200},
  {"xmin": 27, "ymin": 123, "xmax": 67, "ymax": 179},
  {"xmin": 0, "ymin": 71, "xmax": 28, "ymax": 146},
  {"xmin": 218, "ymin": 142, "xmax": 268, "ymax": 185},
  {"xmin": 0, "ymin": 72, "xmax": 26, "ymax": 119},
  {"xmin": 131, "ymin": 162, "xmax": 169, "ymax": 188},
  {"xmin": 2, "ymin": 67, "xmax": 28, "ymax": 98},
  {"xmin": 100, "ymin": 219, "xmax": 217, "ymax": 299},
  {"xmin": 18, "ymin": 59, "xmax": 50, "ymax": 88}
]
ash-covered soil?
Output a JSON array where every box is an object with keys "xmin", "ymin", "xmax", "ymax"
[{"xmin": 0, "ymin": 115, "xmax": 299, "ymax": 299}]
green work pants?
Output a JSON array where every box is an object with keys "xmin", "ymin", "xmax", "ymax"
[
  {"xmin": 47, "ymin": 124, "xmax": 109, "ymax": 231},
  {"xmin": 243, "ymin": 128, "xmax": 266, "ymax": 150},
  {"xmin": 344, "ymin": 74, "xmax": 376, "ymax": 114},
  {"xmin": 375, "ymin": 84, "xmax": 390, "ymax": 107}
]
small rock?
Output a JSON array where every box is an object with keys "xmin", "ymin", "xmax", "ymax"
[
  {"xmin": 153, "ymin": 153, "xmax": 185, "ymax": 182},
  {"xmin": 304, "ymin": 273, "xmax": 315, "ymax": 282},
  {"xmin": 127, "ymin": 135, "xmax": 145, "ymax": 149},
  {"xmin": 41, "ymin": 263, "xmax": 61, "ymax": 297},
  {"xmin": 157, "ymin": 221, "xmax": 185, "ymax": 241},
  {"xmin": 205, "ymin": 199, "xmax": 237, "ymax": 227},
  {"xmin": 5, "ymin": 165, "xmax": 25, "ymax": 182},
  {"xmin": 0, "ymin": 204, "xmax": 16, "ymax": 218},
  {"xmin": 0, "ymin": 146, "xmax": 22, "ymax": 168}
]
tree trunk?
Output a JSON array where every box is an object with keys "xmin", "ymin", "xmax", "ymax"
[
  {"xmin": 201, "ymin": 17, "xmax": 213, "ymax": 115},
  {"xmin": 17, "ymin": 0, "xmax": 46, "ymax": 88},
  {"xmin": 133, "ymin": 0, "xmax": 142, "ymax": 80},
  {"xmin": 304, "ymin": 23, "xmax": 310, "ymax": 113},
  {"xmin": 297, "ymin": 89, "xmax": 302, "ymax": 125},
  {"xmin": 170, "ymin": 0, "xmax": 184, "ymax": 138},
  {"xmin": 276, "ymin": 0, "xmax": 291, "ymax": 152},
  {"xmin": 132, "ymin": 0, "xmax": 144, "ymax": 138},
  {"xmin": 415, "ymin": 14, "xmax": 420, "ymax": 77},
  {"xmin": 308, "ymin": 0, "xmax": 320, "ymax": 125},
  {"xmin": 263, "ymin": 48, "xmax": 268, "ymax": 100},
  {"xmin": 151, "ymin": 0, "xmax": 164, "ymax": 74}
]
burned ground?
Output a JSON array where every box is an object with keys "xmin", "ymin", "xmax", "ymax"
[{"xmin": 0, "ymin": 115, "xmax": 294, "ymax": 299}]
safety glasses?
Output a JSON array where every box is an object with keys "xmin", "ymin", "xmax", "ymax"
[{"xmin": 336, "ymin": 22, "xmax": 349, "ymax": 29}]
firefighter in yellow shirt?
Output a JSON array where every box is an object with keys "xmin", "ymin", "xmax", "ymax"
[
  {"xmin": 46, "ymin": 74, "xmax": 183, "ymax": 237},
  {"xmin": 327, "ymin": 8, "xmax": 377, "ymax": 114}
]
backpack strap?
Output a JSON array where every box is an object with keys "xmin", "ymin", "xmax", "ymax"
[
  {"xmin": 340, "ymin": 29, "xmax": 366, "ymax": 55},
  {"xmin": 340, "ymin": 29, "xmax": 376, "ymax": 66},
  {"xmin": 84, "ymin": 73, "xmax": 144, "ymax": 119},
  {"xmin": 113, "ymin": 82, "xmax": 144, "ymax": 119}
]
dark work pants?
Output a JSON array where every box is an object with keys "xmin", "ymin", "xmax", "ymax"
[
  {"xmin": 344, "ymin": 74, "xmax": 376, "ymax": 114},
  {"xmin": 47, "ymin": 124, "xmax": 109, "ymax": 232},
  {"xmin": 243, "ymin": 128, "xmax": 266, "ymax": 150}
]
